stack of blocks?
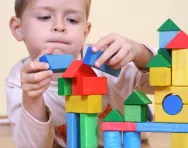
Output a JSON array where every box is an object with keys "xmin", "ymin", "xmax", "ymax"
[{"xmin": 39, "ymin": 18, "xmax": 188, "ymax": 148}]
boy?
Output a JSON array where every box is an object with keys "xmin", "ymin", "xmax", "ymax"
[{"xmin": 6, "ymin": 0, "xmax": 156, "ymax": 147}]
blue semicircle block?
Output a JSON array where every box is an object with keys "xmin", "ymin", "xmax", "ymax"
[{"xmin": 162, "ymin": 94, "xmax": 183, "ymax": 115}]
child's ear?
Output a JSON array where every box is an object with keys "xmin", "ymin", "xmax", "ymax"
[
  {"xmin": 84, "ymin": 22, "xmax": 92, "ymax": 39},
  {"xmin": 9, "ymin": 16, "xmax": 23, "ymax": 41}
]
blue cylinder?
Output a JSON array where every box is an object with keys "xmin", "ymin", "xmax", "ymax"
[
  {"xmin": 124, "ymin": 132, "xmax": 141, "ymax": 148},
  {"xmin": 104, "ymin": 131, "xmax": 122, "ymax": 148}
]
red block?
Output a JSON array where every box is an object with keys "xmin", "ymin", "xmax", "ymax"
[
  {"xmin": 102, "ymin": 122, "xmax": 136, "ymax": 131},
  {"xmin": 166, "ymin": 31, "xmax": 188, "ymax": 49},
  {"xmin": 72, "ymin": 77, "xmax": 108, "ymax": 95}
]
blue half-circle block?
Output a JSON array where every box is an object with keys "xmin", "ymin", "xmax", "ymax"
[{"xmin": 162, "ymin": 94, "xmax": 183, "ymax": 115}]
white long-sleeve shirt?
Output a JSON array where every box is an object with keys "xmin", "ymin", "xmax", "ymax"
[{"xmin": 6, "ymin": 45, "xmax": 157, "ymax": 148}]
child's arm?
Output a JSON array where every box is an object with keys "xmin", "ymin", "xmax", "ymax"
[
  {"xmin": 92, "ymin": 33, "xmax": 154, "ymax": 70},
  {"xmin": 6, "ymin": 48, "xmax": 55, "ymax": 148}
]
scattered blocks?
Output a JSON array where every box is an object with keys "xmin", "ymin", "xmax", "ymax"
[
  {"xmin": 149, "ymin": 67, "xmax": 171, "ymax": 86},
  {"xmin": 39, "ymin": 54, "xmax": 74, "ymax": 72},
  {"xmin": 83, "ymin": 46, "xmax": 121, "ymax": 77},
  {"xmin": 65, "ymin": 95, "xmax": 102, "ymax": 113}
]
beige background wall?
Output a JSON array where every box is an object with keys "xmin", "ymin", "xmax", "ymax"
[{"xmin": 1, "ymin": 0, "xmax": 188, "ymax": 115}]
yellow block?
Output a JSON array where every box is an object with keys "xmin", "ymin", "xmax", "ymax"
[
  {"xmin": 172, "ymin": 133, "xmax": 188, "ymax": 148},
  {"xmin": 155, "ymin": 86, "xmax": 188, "ymax": 104},
  {"xmin": 66, "ymin": 95, "xmax": 102, "ymax": 113},
  {"xmin": 155, "ymin": 104, "xmax": 188, "ymax": 123},
  {"xmin": 149, "ymin": 67, "xmax": 171, "ymax": 86},
  {"xmin": 172, "ymin": 49, "xmax": 188, "ymax": 86}
]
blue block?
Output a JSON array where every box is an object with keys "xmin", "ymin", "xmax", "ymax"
[
  {"xmin": 39, "ymin": 54, "xmax": 74, "ymax": 73},
  {"xmin": 66, "ymin": 113, "xmax": 80, "ymax": 148},
  {"xmin": 123, "ymin": 132, "xmax": 141, "ymax": 148},
  {"xmin": 83, "ymin": 46, "xmax": 121, "ymax": 77},
  {"xmin": 163, "ymin": 95, "xmax": 183, "ymax": 115},
  {"xmin": 159, "ymin": 31, "xmax": 178, "ymax": 48},
  {"xmin": 104, "ymin": 131, "xmax": 122, "ymax": 148},
  {"xmin": 136, "ymin": 122, "xmax": 188, "ymax": 133}
]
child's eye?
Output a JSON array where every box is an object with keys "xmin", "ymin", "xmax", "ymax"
[
  {"xmin": 37, "ymin": 16, "xmax": 51, "ymax": 20},
  {"xmin": 66, "ymin": 18, "xmax": 78, "ymax": 24}
]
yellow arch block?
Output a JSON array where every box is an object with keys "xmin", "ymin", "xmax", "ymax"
[
  {"xmin": 155, "ymin": 86, "xmax": 188, "ymax": 104},
  {"xmin": 155, "ymin": 104, "xmax": 188, "ymax": 123},
  {"xmin": 172, "ymin": 49, "xmax": 188, "ymax": 86},
  {"xmin": 66, "ymin": 95, "xmax": 102, "ymax": 113},
  {"xmin": 172, "ymin": 133, "xmax": 188, "ymax": 148},
  {"xmin": 149, "ymin": 68, "xmax": 171, "ymax": 86}
]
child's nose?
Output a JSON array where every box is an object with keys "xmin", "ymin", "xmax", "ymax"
[{"xmin": 52, "ymin": 20, "xmax": 66, "ymax": 33}]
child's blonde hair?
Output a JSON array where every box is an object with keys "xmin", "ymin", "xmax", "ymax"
[{"xmin": 15, "ymin": 0, "xmax": 91, "ymax": 19}]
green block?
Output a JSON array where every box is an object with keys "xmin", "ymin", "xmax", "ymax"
[
  {"xmin": 124, "ymin": 105, "xmax": 148, "ymax": 122},
  {"xmin": 157, "ymin": 18, "xmax": 181, "ymax": 31},
  {"xmin": 158, "ymin": 48, "xmax": 172, "ymax": 64},
  {"xmin": 58, "ymin": 78, "xmax": 72, "ymax": 96},
  {"xmin": 80, "ymin": 113, "xmax": 98, "ymax": 148},
  {"xmin": 102, "ymin": 109, "xmax": 124, "ymax": 122},
  {"xmin": 146, "ymin": 54, "xmax": 172, "ymax": 68},
  {"xmin": 124, "ymin": 91, "xmax": 152, "ymax": 105}
]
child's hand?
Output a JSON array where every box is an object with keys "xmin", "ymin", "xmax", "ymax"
[
  {"xmin": 92, "ymin": 34, "xmax": 146, "ymax": 70},
  {"xmin": 21, "ymin": 48, "xmax": 53, "ymax": 99}
]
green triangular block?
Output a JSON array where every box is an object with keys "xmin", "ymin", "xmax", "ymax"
[
  {"xmin": 102, "ymin": 109, "xmax": 124, "ymax": 122},
  {"xmin": 146, "ymin": 54, "xmax": 172, "ymax": 68},
  {"xmin": 124, "ymin": 91, "xmax": 152, "ymax": 105},
  {"xmin": 158, "ymin": 48, "xmax": 172, "ymax": 64},
  {"xmin": 158, "ymin": 18, "xmax": 181, "ymax": 31}
]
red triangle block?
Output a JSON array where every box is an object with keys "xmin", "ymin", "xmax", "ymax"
[{"xmin": 166, "ymin": 31, "xmax": 188, "ymax": 49}]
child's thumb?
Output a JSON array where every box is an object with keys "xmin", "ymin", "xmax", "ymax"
[{"xmin": 35, "ymin": 48, "xmax": 53, "ymax": 61}]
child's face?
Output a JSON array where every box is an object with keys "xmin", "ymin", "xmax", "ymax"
[{"xmin": 15, "ymin": 0, "xmax": 91, "ymax": 59}]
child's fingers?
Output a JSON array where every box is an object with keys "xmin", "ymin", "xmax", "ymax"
[
  {"xmin": 93, "ymin": 34, "xmax": 117, "ymax": 52},
  {"xmin": 22, "ymin": 70, "xmax": 53, "ymax": 84},
  {"xmin": 22, "ymin": 77, "xmax": 52, "ymax": 92},
  {"xmin": 22, "ymin": 61, "xmax": 49, "ymax": 73},
  {"xmin": 107, "ymin": 48, "xmax": 129, "ymax": 66},
  {"xmin": 95, "ymin": 41, "xmax": 121, "ymax": 68},
  {"xmin": 26, "ymin": 84, "xmax": 50, "ymax": 99},
  {"xmin": 35, "ymin": 48, "xmax": 53, "ymax": 62}
]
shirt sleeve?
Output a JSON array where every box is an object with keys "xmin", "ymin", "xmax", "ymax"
[{"xmin": 5, "ymin": 66, "xmax": 55, "ymax": 148}]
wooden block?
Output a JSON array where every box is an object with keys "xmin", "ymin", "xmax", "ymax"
[
  {"xmin": 149, "ymin": 67, "xmax": 171, "ymax": 86},
  {"xmin": 83, "ymin": 46, "xmax": 121, "ymax": 77},
  {"xmin": 155, "ymin": 104, "xmax": 188, "ymax": 123},
  {"xmin": 124, "ymin": 91, "xmax": 152, "ymax": 105},
  {"xmin": 124, "ymin": 105, "xmax": 148, "ymax": 122},
  {"xmin": 172, "ymin": 49, "xmax": 188, "ymax": 86},
  {"xmin": 158, "ymin": 48, "xmax": 172, "ymax": 64},
  {"xmin": 146, "ymin": 54, "xmax": 171, "ymax": 68},
  {"xmin": 123, "ymin": 132, "xmax": 141, "ymax": 148},
  {"xmin": 157, "ymin": 18, "xmax": 181, "ymax": 31},
  {"xmin": 104, "ymin": 131, "xmax": 122, "ymax": 148},
  {"xmin": 136, "ymin": 122, "xmax": 188, "ymax": 133},
  {"xmin": 166, "ymin": 31, "xmax": 188, "ymax": 49},
  {"xmin": 65, "ymin": 95, "xmax": 102, "ymax": 113},
  {"xmin": 72, "ymin": 77, "xmax": 108, "ymax": 95},
  {"xmin": 102, "ymin": 122, "xmax": 136, "ymax": 131},
  {"xmin": 80, "ymin": 113, "xmax": 98, "ymax": 148},
  {"xmin": 66, "ymin": 113, "xmax": 80, "ymax": 148},
  {"xmin": 39, "ymin": 54, "xmax": 74, "ymax": 72},
  {"xmin": 102, "ymin": 109, "xmax": 124, "ymax": 122},
  {"xmin": 172, "ymin": 133, "xmax": 188, "ymax": 148},
  {"xmin": 62, "ymin": 60, "xmax": 97, "ymax": 78},
  {"xmin": 58, "ymin": 78, "xmax": 72, "ymax": 96},
  {"xmin": 155, "ymin": 86, "xmax": 188, "ymax": 104},
  {"xmin": 159, "ymin": 31, "xmax": 178, "ymax": 48}
]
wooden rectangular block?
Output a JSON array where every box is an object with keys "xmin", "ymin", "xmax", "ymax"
[
  {"xmin": 155, "ymin": 86, "xmax": 188, "ymax": 104},
  {"xmin": 58, "ymin": 78, "xmax": 72, "ymax": 96},
  {"xmin": 155, "ymin": 104, "xmax": 188, "ymax": 123},
  {"xmin": 65, "ymin": 95, "xmax": 102, "ymax": 113},
  {"xmin": 172, "ymin": 133, "xmax": 188, "ymax": 148},
  {"xmin": 80, "ymin": 114, "xmax": 98, "ymax": 148},
  {"xmin": 149, "ymin": 68, "xmax": 171, "ymax": 86},
  {"xmin": 172, "ymin": 49, "xmax": 188, "ymax": 86},
  {"xmin": 102, "ymin": 122, "xmax": 136, "ymax": 131}
]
